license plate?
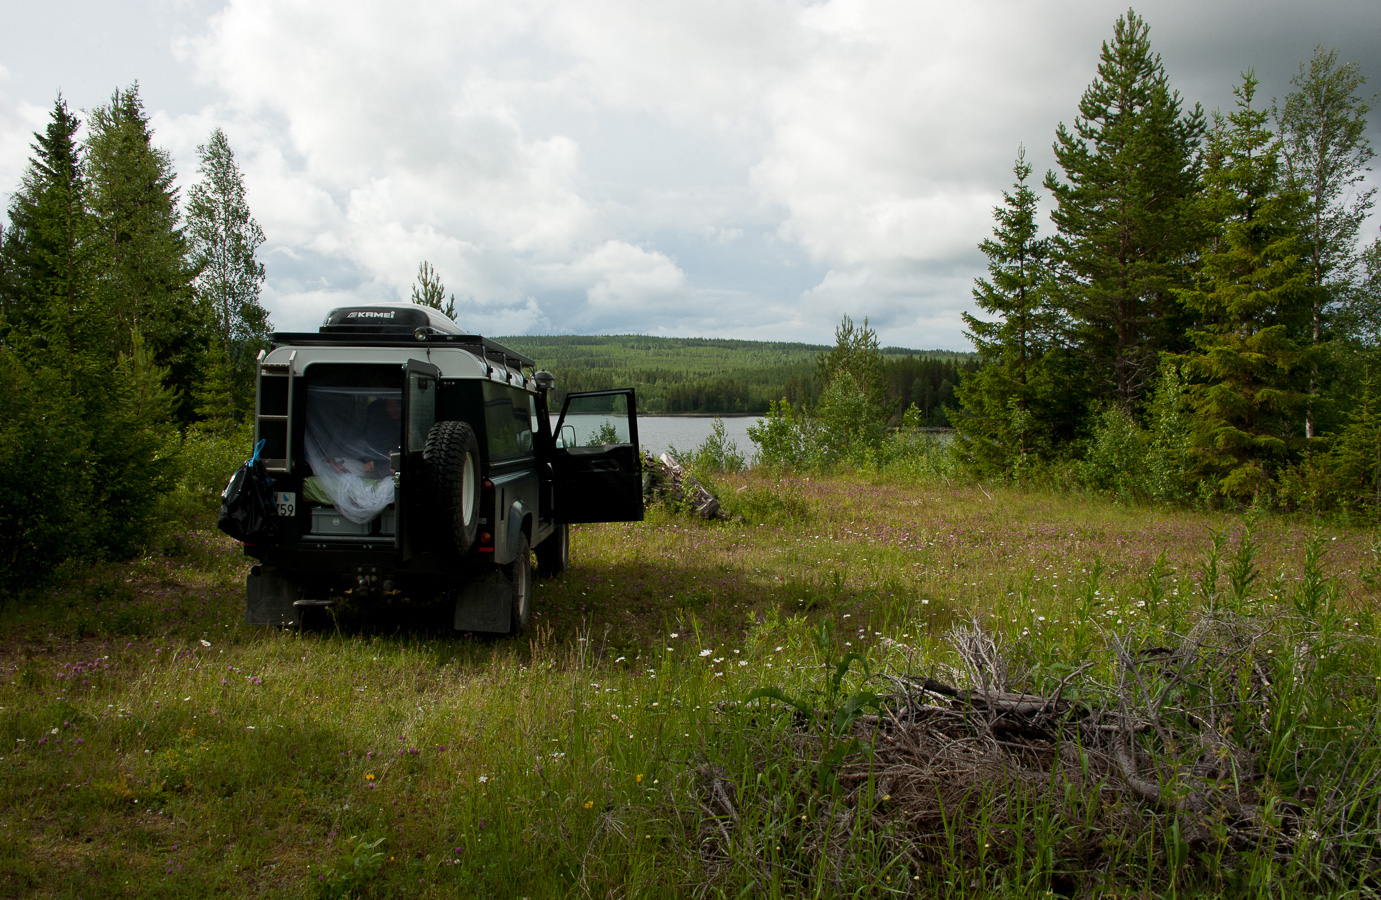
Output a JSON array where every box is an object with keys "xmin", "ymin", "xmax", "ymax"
[{"xmin": 274, "ymin": 491, "xmax": 297, "ymax": 517}]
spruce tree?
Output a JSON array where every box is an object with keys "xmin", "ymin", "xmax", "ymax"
[
  {"xmin": 187, "ymin": 126, "xmax": 270, "ymax": 418},
  {"xmin": 1045, "ymin": 9, "xmax": 1205, "ymax": 412},
  {"xmin": 1178, "ymin": 73, "xmax": 1310, "ymax": 502},
  {"xmin": 1276, "ymin": 46, "xmax": 1375, "ymax": 437},
  {"xmin": 0, "ymin": 94, "xmax": 92, "ymax": 361},
  {"xmin": 84, "ymin": 83, "xmax": 200, "ymax": 421},
  {"xmin": 953, "ymin": 147, "xmax": 1065, "ymax": 474}
]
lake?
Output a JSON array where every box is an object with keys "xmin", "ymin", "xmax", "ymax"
[{"xmin": 552, "ymin": 414, "xmax": 763, "ymax": 459}]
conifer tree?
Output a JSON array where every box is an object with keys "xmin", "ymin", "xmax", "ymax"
[
  {"xmin": 411, "ymin": 260, "xmax": 457, "ymax": 320},
  {"xmin": 814, "ymin": 315, "xmax": 888, "ymax": 422},
  {"xmin": 0, "ymin": 91, "xmax": 184, "ymax": 584},
  {"xmin": 1276, "ymin": 46, "xmax": 1375, "ymax": 436},
  {"xmin": 1329, "ymin": 367, "xmax": 1381, "ymax": 508},
  {"xmin": 84, "ymin": 83, "xmax": 200, "ymax": 421},
  {"xmin": 0, "ymin": 95, "xmax": 91, "ymax": 361},
  {"xmin": 187, "ymin": 127, "xmax": 270, "ymax": 417},
  {"xmin": 1045, "ymin": 9, "xmax": 1205, "ymax": 412},
  {"xmin": 1178, "ymin": 73, "xmax": 1310, "ymax": 501},
  {"xmin": 953, "ymin": 147, "xmax": 1067, "ymax": 473}
]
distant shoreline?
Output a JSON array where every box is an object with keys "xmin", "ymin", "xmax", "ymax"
[{"xmin": 637, "ymin": 412, "xmax": 762, "ymax": 418}]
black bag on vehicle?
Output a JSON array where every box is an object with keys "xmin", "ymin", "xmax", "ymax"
[{"xmin": 218, "ymin": 440, "xmax": 278, "ymax": 543}]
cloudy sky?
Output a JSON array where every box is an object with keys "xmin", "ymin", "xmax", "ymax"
[{"xmin": 1, "ymin": 0, "xmax": 1379, "ymax": 349}]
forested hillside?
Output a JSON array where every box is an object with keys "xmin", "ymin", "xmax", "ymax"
[{"xmin": 495, "ymin": 333, "xmax": 974, "ymax": 420}]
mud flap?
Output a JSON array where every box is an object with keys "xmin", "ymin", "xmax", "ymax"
[
  {"xmin": 453, "ymin": 567, "xmax": 511, "ymax": 633},
  {"xmin": 246, "ymin": 567, "xmax": 301, "ymax": 627}
]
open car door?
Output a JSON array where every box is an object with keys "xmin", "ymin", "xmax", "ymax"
[{"xmin": 551, "ymin": 389, "xmax": 644, "ymax": 523}]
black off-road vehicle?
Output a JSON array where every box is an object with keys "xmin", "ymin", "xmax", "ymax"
[{"xmin": 234, "ymin": 303, "xmax": 643, "ymax": 633}]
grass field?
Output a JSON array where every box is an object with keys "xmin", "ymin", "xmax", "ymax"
[{"xmin": 2, "ymin": 475, "xmax": 1379, "ymax": 898}]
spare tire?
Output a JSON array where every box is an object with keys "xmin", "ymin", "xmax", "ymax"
[{"xmin": 424, "ymin": 420, "xmax": 481, "ymax": 558}]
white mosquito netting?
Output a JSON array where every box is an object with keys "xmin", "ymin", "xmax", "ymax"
[{"xmin": 303, "ymin": 385, "xmax": 401, "ymax": 524}]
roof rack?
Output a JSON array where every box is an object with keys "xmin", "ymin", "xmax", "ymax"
[{"xmin": 268, "ymin": 331, "xmax": 536, "ymax": 373}]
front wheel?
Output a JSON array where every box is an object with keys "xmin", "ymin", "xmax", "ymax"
[
  {"xmin": 506, "ymin": 534, "xmax": 534, "ymax": 635},
  {"xmin": 535, "ymin": 523, "xmax": 569, "ymax": 577}
]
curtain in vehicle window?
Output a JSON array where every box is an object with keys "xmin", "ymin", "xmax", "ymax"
[{"xmin": 302, "ymin": 385, "xmax": 399, "ymax": 523}]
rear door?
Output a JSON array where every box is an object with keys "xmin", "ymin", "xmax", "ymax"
[
  {"xmin": 551, "ymin": 389, "xmax": 644, "ymax": 523},
  {"xmin": 399, "ymin": 359, "xmax": 439, "ymax": 556}
]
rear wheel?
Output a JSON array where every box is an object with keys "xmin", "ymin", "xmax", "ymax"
[
  {"xmin": 423, "ymin": 421, "xmax": 481, "ymax": 558},
  {"xmin": 535, "ymin": 523, "xmax": 569, "ymax": 577},
  {"xmin": 506, "ymin": 534, "xmax": 533, "ymax": 635}
]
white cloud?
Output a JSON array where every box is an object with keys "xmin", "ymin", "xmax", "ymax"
[
  {"xmin": 566, "ymin": 240, "xmax": 687, "ymax": 312},
  {"xmin": 0, "ymin": 76, "xmax": 54, "ymax": 217},
  {"xmin": 5, "ymin": 0, "xmax": 1375, "ymax": 349}
]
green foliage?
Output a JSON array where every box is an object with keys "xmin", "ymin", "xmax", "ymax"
[
  {"xmin": 747, "ymin": 398, "xmax": 808, "ymax": 471},
  {"xmin": 1143, "ymin": 357, "xmax": 1195, "ymax": 503},
  {"xmin": 178, "ymin": 419, "xmax": 255, "ymax": 514},
  {"xmin": 746, "ymin": 620, "xmax": 881, "ymax": 792},
  {"xmin": 1179, "ymin": 73, "xmax": 1312, "ymax": 502},
  {"xmin": 814, "ymin": 315, "xmax": 889, "ymax": 424},
  {"xmin": 1078, "ymin": 404, "xmax": 1150, "ymax": 502},
  {"xmin": 586, "ymin": 421, "xmax": 621, "ymax": 446},
  {"xmin": 186, "ymin": 126, "xmax": 269, "ymax": 418},
  {"xmin": 318, "ymin": 835, "xmax": 387, "ymax": 899},
  {"xmin": 1044, "ymin": 9, "xmax": 1205, "ymax": 410},
  {"xmin": 84, "ymin": 83, "xmax": 202, "ymax": 425},
  {"xmin": 0, "ymin": 94, "xmax": 91, "ymax": 360},
  {"xmin": 953, "ymin": 147, "xmax": 1068, "ymax": 479},
  {"xmin": 812, "ymin": 370, "xmax": 888, "ymax": 467},
  {"xmin": 0, "ymin": 350, "xmax": 95, "ymax": 592},
  {"xmin": 0, "ymin": 337, "xmax": 180, "ymax": 592},
  {"xmin": 500, "ymin": 333, "xmax": 972, "ymax": 417},
  {"xmin": 669, "ymin": 416, "xmax": 746, "ymax": 475},
  {"xmin": 1278, "ymin": 47, "xmax": 1375, "ymax": 334},
  {"xmin": 411, "ymin": 259, "xmax": 457, "ymax": 321},
  {"xmin": 719, "ymin": 478, "xmax": 811, "ymax": 525}
]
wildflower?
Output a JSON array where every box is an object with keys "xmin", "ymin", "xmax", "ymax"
[
  {"xmin": 699, "ymin": 649, "xmax": 712, "ymax": 658},
  {"xmin": 366, "ymin": 774, "xmax": 375, "ymax": 781},
  {"xmin": 478, "ymin": 775, "xmax": 489, "ymax": 784},
  {"xmin": 636, "ymin": 774, "xmax": 644, "ymax": 783},
  {"xmin": 584, "ymin": 800, "xmax": 594, "ymax": 809}
]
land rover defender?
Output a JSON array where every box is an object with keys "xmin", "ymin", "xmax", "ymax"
[{"xmin": 235, "ymin": 302, "xmax": 643, "ymax": 634}]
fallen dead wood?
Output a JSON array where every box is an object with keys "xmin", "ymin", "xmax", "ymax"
[
  {"xmin": 643, "ymin": 453, "xmax": 728, "ymax": 520},
  {"xmin": 694, "ymin": 614, "xmax": 1374, "ymax": 895}
]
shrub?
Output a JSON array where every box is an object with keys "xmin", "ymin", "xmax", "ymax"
[
  {"xmin": 747, "ymin": 399, "xmax": 808, "ymax": 470},
  {"xmin": 669, "ymin": 416, "xmax": 746, "ymax": 475},
  {"xmin": 1078, "ymin": 404, "xmax": 1150, "ymax": 502},
  {"xmin": 0, "ymin": 352, "xmax": 95, "ymax": 593}
]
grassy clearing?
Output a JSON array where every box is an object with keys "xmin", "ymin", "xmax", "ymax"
[{"xmin": 2, "ymin": 474, "xmax": 1379, "ymax": 898}]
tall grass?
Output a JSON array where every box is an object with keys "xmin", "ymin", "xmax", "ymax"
[{"xmin": 3, "ymin": 465, "xmax": 1379, "ymax": 897}]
